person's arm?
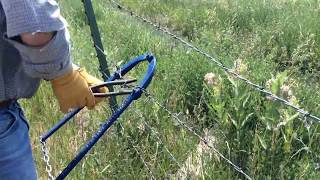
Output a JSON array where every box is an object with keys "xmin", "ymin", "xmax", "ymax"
[
  {"xmin": 20, "ymin": 32, "xmax": 54, "ymax": 47},
  {"xmin": 0, "ymin": 0, "xmax": 107, "ymax": 112},
  {"xmin": 0, "ymin": 0, "xmax": 71, "ymax": 79}
]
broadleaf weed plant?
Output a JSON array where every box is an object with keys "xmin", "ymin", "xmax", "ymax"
[{"xmin": 204, "ymin": 67, "xmax": 318, "ymax": 178}]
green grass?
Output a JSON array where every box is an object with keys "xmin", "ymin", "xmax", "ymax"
[{"xmin": 20, "ymin": 0, "xmax": 320, "ymax": 179}]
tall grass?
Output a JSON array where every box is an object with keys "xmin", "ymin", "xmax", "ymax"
[{"xmin": 20, "ymin": 0, "xmax": 320, "ymax": 179}]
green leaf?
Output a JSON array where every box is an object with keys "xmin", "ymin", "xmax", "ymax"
[
  {"xmin": 242, "ymin": 93, "xmax": 251, "ymax": 108},
  {"xmin": 271, "ymin": 71, "xmax": 288, "ymax": 95},
  {"xmin": 227, "ymin": 75, "xmax": 237, "ymax": 88},
  {"xmin": 257, "ymin": 134, "xmax": 267, "ymax": 150},
  {"xmin": 241, "ymin": 113, "xmax": 254, "ymax": 128},
  {"xmin": 287, "ymin": 112, "xmax": 299, "ymax": 122},
  {"xmin": 228, "ymin": 113, "xmax": 238, "ymax": 128}
]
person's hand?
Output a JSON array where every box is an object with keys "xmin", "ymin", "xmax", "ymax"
[
  {"xmin": 50, "ymin": 66, "xmax": 108, "ymax": 113},
  {"xmin": 76, "ymin": 67, "xmax": 108, "ymax": 104}
]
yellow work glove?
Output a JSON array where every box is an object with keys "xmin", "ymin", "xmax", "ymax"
[
  {"xmin": 76, "ymin": 67, "xmax": 108, "ymax": 103},
  {"xmin": 51, "ymin": 66, "xmax": 108, "ymax": 113}
]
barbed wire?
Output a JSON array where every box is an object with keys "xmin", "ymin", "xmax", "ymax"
[
  {"xmin": 130, "ymin": 108, "xmax": 188, "ymax": 176},
  {"xmin": 128, "ymin": 139, "xmax": 156, "ymax": 180},
  {"xmin": 143, "ymin": 90, "xmax": 253, "ymax": 180},
  {"xmin": 127, "ymin": 97, "xmax": 250, "ymax": 178},
  {"xmin": 118, "ymin": 122, "xmax": 156, "ymax": 179},
  {"xmin": 108, "ymin": 0, "xmax": 320, "ymax": 123}
]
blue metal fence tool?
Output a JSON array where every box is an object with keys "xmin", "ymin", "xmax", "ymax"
[{"xmin": 40, "ymin": 54, "xmax": 156, "ymax": 179}]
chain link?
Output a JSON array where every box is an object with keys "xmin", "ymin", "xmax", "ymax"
[
  {"xmin": 40, "ymin": 139, "xmax": 55, "ymax": 180},
  {"xmin": 108, "ymin": 0, "xmax": 320, "ymax": 124}
]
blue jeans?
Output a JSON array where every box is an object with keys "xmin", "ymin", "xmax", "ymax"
[{"xmin": 0, "ymin": 101, "xmax": 37, "ymax": 180}]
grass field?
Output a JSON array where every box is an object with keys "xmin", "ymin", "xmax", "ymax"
[{"xmin": 21, "ymin": 0, "xmax": 320, "ymax": 179}]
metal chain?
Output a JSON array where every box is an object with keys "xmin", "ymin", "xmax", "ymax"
[
  {"xmin": 40, "ymin": 140, "xmax": 55, "ymax": 180},
  {"xmin": 108, "ymin": 0, "xmax": 320, "ymax": 124},
  {"xmin": 143, "ymin": 90, "xmax": 253, "ymax": 180}
]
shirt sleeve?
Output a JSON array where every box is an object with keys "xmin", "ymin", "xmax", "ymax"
[
  {"xmin": 5, "ymin": 29, "xmax": 72, "ymax": 80},
  {"xmin": 0, "ymin": 0, "xmax": 67, "ymax": 37},
  {"xmin": 1, "ymin": 0, "xmax": 72, "ymax": 80}
]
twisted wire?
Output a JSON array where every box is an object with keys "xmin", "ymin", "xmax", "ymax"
[
  {"xmin": 143, "ymin": 90, "xmax": 253, "ymax": 180},
  {"xmin": 108, "ymin": 0, "xmax": 320, "ymax": 123}
]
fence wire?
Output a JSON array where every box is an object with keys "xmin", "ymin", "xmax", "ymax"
[
  {"xmin": 131, "ymin": 108, "xmax": 188, "ymax": 176},
  {"xmin": 127, "ymin": 136, "xmax": 156, "ymax": 180},
  {"xmin": 108, "ymin": 0, "xmax": 320, "ymax": 124},
  {"xmin": 125, "ymin": 97, "xmax": 251, "ymax": 179},
  {"xmin": 118, "ymin": 122, "xmax": 156, "ymax": 179},
  {"xmin": 76, "ymin": 0, "xmax": 320, "ymax": 178},
  {"xmin": 143, "ymin": 91, "xmax": 253, "ymax": 180}
]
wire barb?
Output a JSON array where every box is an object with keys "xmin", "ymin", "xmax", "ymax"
[{"xmin": 108, "ymin": 0, "xmax": 320, "ymax": 124}]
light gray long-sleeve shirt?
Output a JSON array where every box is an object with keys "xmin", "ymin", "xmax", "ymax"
[{"xmin": 0, "ymin": 0, "xmax": 72, "ymax": 101}]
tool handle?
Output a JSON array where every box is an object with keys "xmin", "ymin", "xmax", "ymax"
[{"xmin": 56, "ymin": 53, "xmax": 156, "ymax": 179}]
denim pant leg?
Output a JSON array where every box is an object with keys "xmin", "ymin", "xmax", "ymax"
[{"xmin": 0, "ymin": 102, "xmax": 37, "ymax": 180}]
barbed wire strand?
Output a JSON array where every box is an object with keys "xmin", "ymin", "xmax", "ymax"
[
  {"xmin": 118, "ymin": 122, "xmax": 156, "ymax": 179},
  {"xmin": 94, "ymin": 46, "xmax": 251, "ymax": 177},
  {"xmin": 130, "ymin": 108, "xmax": 188, "ymax": 176},
  {"xmin": 108, "ymin": 0, "xmax": 320, "ymax": 123},
  {"xmin": 143, "ymin": 90, "xmax": 253, "ymax": 180},
  {"xmin": 129, "ymin": 140, "xmax": 156, "ymax": 180}
]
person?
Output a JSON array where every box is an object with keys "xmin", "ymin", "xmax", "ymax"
[{"xmin": 0, "ymin": 0, "xmax": 107, "ymax": 179}]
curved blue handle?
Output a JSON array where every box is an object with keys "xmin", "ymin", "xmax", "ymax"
[
  {"xmin": 108, "ymin": 54, "xmax": 156, "ymax": 100},
  {"xmin": 41, "ymin": 53, "xmax": 156, "ymax": 179},
  {"xmin": 108, "ymin": 53, "xmax": 156, "ymax": 100},
  {"xmin": 41, "ymin": 54, "xmax": 156, "ymax": 142},
  {"xmin": 108, "ymin": 54, "xmax": 155, "ymax": 82}
]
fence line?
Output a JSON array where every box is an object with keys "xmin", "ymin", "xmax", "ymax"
[
  {"xmin": 118, "ymin": 122, "xmax": 156, "ymax": 179},
  {"xmin": 108, "ymin": 0, "xmax": 320, "ymax": 123},
  {"xmin": 77, "ymin": 0, "xmax": 320, "ymax": 178},
  {"xmin": 131, "ymin": 108, "xmax": 188, "ymax": 176},
  {"xmin": 143, "ymin": 91, "xmax": 253, "ymax": 180}
]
